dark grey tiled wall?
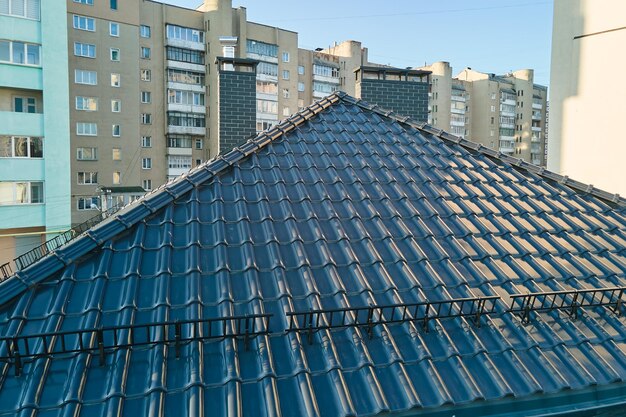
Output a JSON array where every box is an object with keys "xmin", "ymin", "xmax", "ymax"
[
  {"xmin": 357, "ymin": 79, "xmax": 429, "ymax": 123},
  {"xmin": 218, "ymin": 71, "xmax": 256, "ymax": 154}
]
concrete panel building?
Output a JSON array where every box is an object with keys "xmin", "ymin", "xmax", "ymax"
[
  {"xmin": 424, "ymin": 62, "xmax": 548, "ymax": 166},
  {"xmin": 549, "ymin": 0, "xmax": 626, "ymax": 195},
  {"xmin": 0, "ymin": 0, "xmax": 71, "ymax": 264}
]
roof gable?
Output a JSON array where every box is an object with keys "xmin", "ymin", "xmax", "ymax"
[{"xmin": 0, "ymin": 93, "xmax": 625, "ymax": 416}]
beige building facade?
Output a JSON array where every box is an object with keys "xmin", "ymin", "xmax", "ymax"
[
  {"xmin": 424, "ymin": 62, "xmax": 548, "ymax": 166},
  {"xmin": 549, "ymin": 0, "xmax": 626, "ymax": 196}
]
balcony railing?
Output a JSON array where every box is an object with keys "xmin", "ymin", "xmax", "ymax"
[{"xmin": 0, "ymin": 206, "xmax": 122, "ymax": 281}]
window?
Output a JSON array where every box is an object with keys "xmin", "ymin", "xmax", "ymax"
[
  {"xmin": 109, "ymin": 22, "xmax": 119, "ymax": 37},
  {"xmin": 112, "ymin": 124, "xmax": 120, "ymax": 137},
  {"xmin": 77, "ymin": 172, "xmax": 98, "ymax": 185},
  {"xmin": 113, "ymin": 171, "xmax": 120, "ymax": 184},
  {"xmin": 110, "ymin": 0, "xmax": 117, "ymax": 10},
  {"xmin": 167, "ymin": 135, "xmax": 192, "ymax": 148},
  {"xmin": 166, "ymin": 24, "xmax": 204, "ymax": 43},
  {"xmin": 195, "ymin": 159, "xmax": 202, "ymax": 166},
  {"xmin": 75, "ymin": 69, "xmax": 97, "ymax": 85},
  {"xmin": 256, "ymin": 120, "xmax": 275, "ymax": 132},
  {"xmin": 112, "ymin": 148, "xmax": 121, "ymax": 160},
  {"xmin": 110, "ymin": 48, "xmax": 120, "ymax": 61},
  {"xmin": 75, "ymin": 96, "xmax": 98, "ymax": 111},
  {"xmin": 141, "ymin": 113, "xmax": 151, "ymax": 124},
  {"xmin": 256, "ymin": 81, "xmax": 278, "ymax": 94},
  {"xmin": 246, "ymin": 40, "xmax": 277, "ymax": 57},
  {"xmin": 142, "ymin": 158, "xmax": 152, "ymax": 169},
  {"xmin": 1, "ymin": 0, "xmax": 40, "ymax": 19},
  {"xmin": 257, "ymin": 99, "xmax": 277, "ymax": 114},
  {"xmin": 142, "ymin": 179, "xmax": 152, "ymax": 191},
  {"xmin": 140, "ymin": 46, "xmax": 150, "ymax": 59},
  {"xmin": 141, "ymin": 91, "xmax": 151, "ymax": 103},
  {"xmin": 490, "ymin": 105, "xmax": 495, "ymax": 112},
  {"xmin": 282, "ymin": 70, "xmax": 290, "ymax": 80},
  {"xmin": 167, "ymin": 112, "xmax": 205, "ymax": 127},
  {"xmin": 14, "ymin": 97, "xmax": 36, "ymax": 113},
  {"xmin": 140, "ymin": 25, "xmax": 151, "ymax": 38},
  {"xmin": 257, "ymin": 62, "xmax": 278, "ymax": 77},
  {"xmin": 73, "ymin": 15, "xmax": 95, "ymax": 31},
  {"xmin": 0, "ymin": 136, "xmax": 43, "ymax": 158},
  {"xmin": 167, "ymin": 68, "xmax": 204, "ymax": 85},
  {"xmin": 111, "ymin": 73, "xmax": 120, "ymax": 87},
  {"xmin": 111, "ymin": 99, "xmax": 121, "ymax": 112},
  {"xmin": 313, "ymin": 64, "xmax": 339, "ymax": 78},
  {"xmin": 282, "ymin": 51, "xmax": 289, "ymax": 62},
  {"xmin": 167, "ymin": 90, "xmax": 205, "ymax": 106},
  {"xmin": 77, "ymin": 196, "xmax": 100, "ymax": 211},
  {"xmin": 73, "ymin": 0, "xmax": 93, "ymax": 4},
  {"xmin": 76, "ymin": 147, "xmax": 97, "ymax": 160},
  {"xmin": 166, "ymin": 46, "xmax": 204, "ymax": 65},
  {"xmin": 282, "ymin": 89, "xmax": 290, "ymax": 99},
  {"xmin": 74, "ymin": 42, "xmax": 95, "ymax": 58},
  {"xmin": 0, "ymin": 40, "xmax": 40, "ymax": 65},
  {"xmin": 282, "ymin": 107, "xmax": 290, "ymax": 117},
  {"xmin": 491, "ymin": 92, "xmax": 497, "ymax": 100},
  {"xmin": 140, "ymin": 69, "xmax": 151, "ymax": 81},
  {"xmin": 76, "ymin": 122, "xmax": 97, "ymax": 136},
  {"xmin": 297, "ymin": 82, "xmax": 305, "ymax": 92},
  {"xmin": 195, "ymin": 138, "xmax": 202, "ymax": 149},
  {"xmin": 167, "ymin": 155, "xmax": 192, "ymax": 169},
  {"xmin": 141, "ymin": 136, "xmax": 152, "ymax": 148},
  {"xmin": 313, "ymin": 82, "xmax": 337, "ymax": 94},
  {"xmin": 298, "ymin": 99, "xmax": 304, "ymax": 109},
  {"xmin": 0, "ymin": 182, "xmax": 43, "ymax": 205},
  {"xmin": 298, "ymin": 65, "xmax": 304, "ymax": 75}
]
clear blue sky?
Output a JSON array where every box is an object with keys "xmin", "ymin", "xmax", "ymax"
[{"xmin": 163, "ymin": 0, "xmax": 553, "ymax": 86}]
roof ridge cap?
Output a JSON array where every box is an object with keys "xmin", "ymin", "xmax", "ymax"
[{"xmin": 342, "ymin": 95, "xmax": 625, "ymax": 208}]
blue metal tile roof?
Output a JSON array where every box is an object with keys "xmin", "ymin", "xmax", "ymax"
[{"xmin": 1, "ymin": 92, "xmax": 626, "ymax": 416}]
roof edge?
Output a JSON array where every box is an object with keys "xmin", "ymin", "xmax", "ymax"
[
  {"xmin": 335, "ymin": 92, "xmax": 625, "ymax": 208},
  {"xmin": 0, "ymin": 93, "xmax": 343, "ymax": 307}
]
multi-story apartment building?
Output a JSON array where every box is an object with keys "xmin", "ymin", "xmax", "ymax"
[
  {"xmin": 64, "ymin": 0, "xmax": 431, "ymax": 225},
  {"xmin": 549, "ymin": 0, "xmax": 626, "ymax": 195},
  {"xmin": 0, "ymin": 0, "xmax": 71, "ymax": 262},
  {"xmin": 424, "ymin": 62, "xmax": 548, "ymax": 166}
]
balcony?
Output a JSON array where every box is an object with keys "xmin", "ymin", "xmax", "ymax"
[
  {"xmin": 531, "ymin": 126, "xmax": 542, "ymax": 132},
  {"xmin": 165, "ymin": 38, "xmax": 204, "ymax": 52},
  {"xmin": 167, "ymin": 103, "xmax": 206, "ymax": 114},
  {"xmin": 0, "ymin": 204, "xmax": 44, "ymax": 230},
  {"xmin": 166, "ymin": 147, "xmax": 192, "ymax": 156},
  {"xmin": 532, "ymin": 102, "xmax": 543, "ymax": 110},
  {"xmin": 0, "ymin": 158, "xmax": 44, "ymax": 182},
  {"xmin": 246, "ymin": 53, "xmax": 278, "ymax": 64},
  {"xmin": 166, "ymin": 60, "xmax": 205, "ymax": 73},
  {"xmin": 0, "ymin": 111, "xmax": 44, "ymax": 136},
  {"xmin": 312, "ymin": 74, "xmax": 340, "ymax": 85},
  {"xmin": 167, "ymin": 167, "xmax": 190, "ymax": 177},
  {"xmin": 167, "ymin": 81, "xmax": 205, "ymax": 93},
  {"xmin": 0, "ymin": 64, "xmax": 42, "ymax": 91},
  {"xmin": 167, "ymin": 125, "xmax": 206, "ymax": 136}
]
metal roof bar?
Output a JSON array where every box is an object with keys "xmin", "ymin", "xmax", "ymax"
[
  {"xmin": 509, "ymin": 287, "xmax": 626, "ymax": 324},
  {"xmin": 286, "ymin": 296, "xmax": 500, "ymax": 344},
  {"xmin": 0, "ymin": 205, "xmax": 123, "ymax": 282},
  {"xmin": 0, "ymin": 314, "xmax": 272, "ymax": 376}
]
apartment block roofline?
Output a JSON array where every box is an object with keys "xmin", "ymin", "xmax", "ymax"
[{"xmin": 355, "ymin": 65, "xmax": 432, "ymax": 77}]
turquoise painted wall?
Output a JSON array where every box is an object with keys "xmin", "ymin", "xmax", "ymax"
[
  {"xmin": 41, "ymin": 0, "xmax": 71, "ymax": 232},
  {"xmin": 0, "ymin": 0, "xmax": 71, "ymax": 234}
]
